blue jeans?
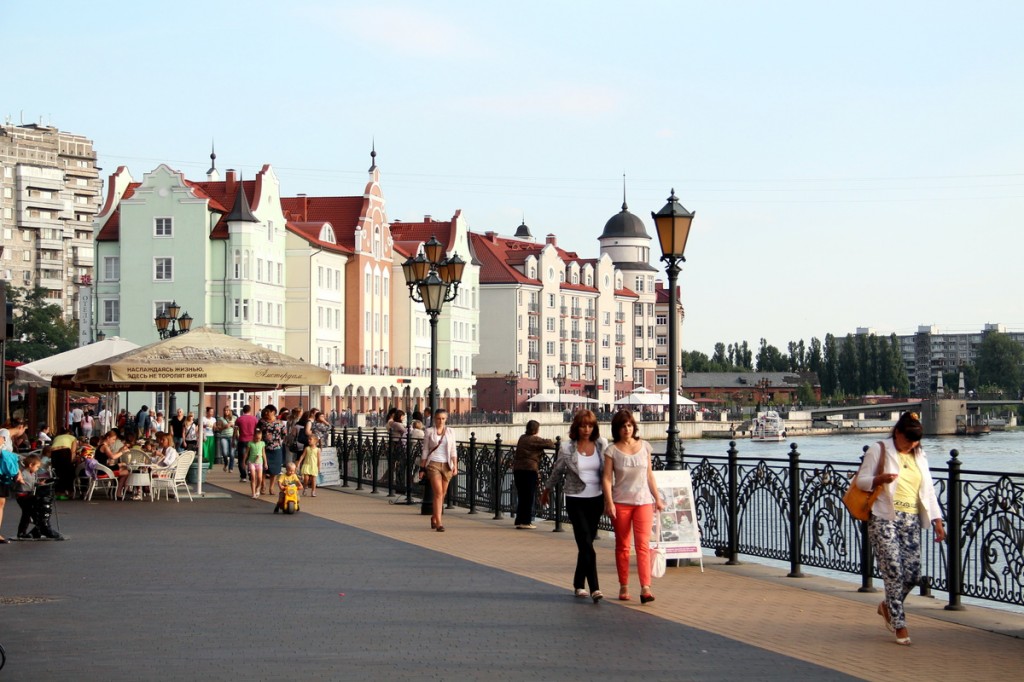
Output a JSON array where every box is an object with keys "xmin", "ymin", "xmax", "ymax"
[{"xmin": 217, "ymin": 436, "xmax": 234, "ymax": 469}]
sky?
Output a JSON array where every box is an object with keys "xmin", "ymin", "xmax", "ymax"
[{"xmin": 5, "ymin": 0, "xmax": 1023, "ymax": 356}]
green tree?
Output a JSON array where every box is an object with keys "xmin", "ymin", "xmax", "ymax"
[
  {"xmin": 711, "ymin": 342, "xmax": 728, "ymax": 369},
  {"xmin": 838, "ymin": 334, "xmax": 860, "ymax": 396},
  {"xmin": 682, "ymin": 350, "xmax": 713, "ymax": 373},
  {"xmin": 975, "ymin": 331, "xmax": 1024, "ymax": 396},
  {"xmin": 755, "ymin": 338, "xmax": 788, "ymax": 372},
  {"xmin": 796, "ymin": 381, "xmax": 817, "ymax": 406},
  {"xmin": 2, "ymin": 284, "xmax": 78, "ymax": 363},
  {"xmin": 822, "ymin": 334, "xmax": 839, "ymax": 396},
  {"xmin": 807, "ymin": 337, "xmax": 823, "ymax": 377},
  {"xmin": 889, "ymin": 334, "xmax": 910, "ymax": 397}
]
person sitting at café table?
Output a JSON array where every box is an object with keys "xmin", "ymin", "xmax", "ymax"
[
  {"xmin": 150, "ymin": 432, "xmax": 179, "ymax": 475},
  {"xmin": 96, "ymin": 430, "xmax": 131, "ymax": 497}
]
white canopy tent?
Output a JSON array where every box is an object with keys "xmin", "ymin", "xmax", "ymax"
[
  {"xmin": 658, "ymin": 389, "xmax": 698, "ymax": 407},
  {"xmin": 15, "ymin": 337, "xmax": 140, "ymax": 388}
]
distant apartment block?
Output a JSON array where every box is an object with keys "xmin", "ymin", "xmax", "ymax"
[
  {"xmin": 857, "ymin": 323, "xmax": 1024, "ymax": 395},
  {"xmin": 0, "ymin": 122, "xmax": 101, "ymax": 321}
]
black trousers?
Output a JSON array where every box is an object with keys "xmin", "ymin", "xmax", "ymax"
[
  {"xmin": 565, "ymin": 494, "xmax": 604, "ymax": 592},
  {"xmin": 513, "ymin": 470, "xmax": 538, "ymax": 525}
]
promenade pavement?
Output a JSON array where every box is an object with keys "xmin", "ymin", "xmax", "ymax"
[{"xmin": 1, "ymin": 468, "xmax": 1021, "ymax": 681}]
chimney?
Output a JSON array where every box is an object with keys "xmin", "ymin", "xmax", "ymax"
[
  {"xmin": 297, "ymin": 193, "xmax": 307, "ymax": 221},
  {"xmin": 424, "ymin": 214, "xmax": 432, "ymax": 222},
  {"xmin": 225, "ymin": 169, "xmax": 238, "ymax": 196},
  {"xmin": 485, "ymin": 230, "xmax": 498, "ymax": 242},
  {"xmin": 546, "ymin": 233, "xmax": 557, "ymax": 247}
]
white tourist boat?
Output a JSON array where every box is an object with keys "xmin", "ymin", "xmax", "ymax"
[{"xmin": 751, "ymin": 410, "xmax": 786, "ymax": 442}]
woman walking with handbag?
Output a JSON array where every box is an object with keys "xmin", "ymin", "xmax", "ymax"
[
  {"xmin": 541, "ymin": 409, "xmax": 607, "ymax": 603},
  {"xmin": 602, "ymin": 409, "xmax": 664, "ymax": 604},
  {"xmin": 417, "ymin": 409, "xmax": 457, "ymax": 532},
  {"xmin": 855, "ymin": 411, "xmax": 945, "ymax": 645}
]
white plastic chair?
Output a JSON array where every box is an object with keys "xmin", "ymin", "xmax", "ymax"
[
  {"xmin": 85, "ymin": 463, "xmax": 118, "ymax": 501},
  {"xmin": 151, "ymin": 452, "xmax": 194, "ymax": 502},
  {"xmin": 72, "ymin": 461, "xmax": 88, "ymax": 500}
]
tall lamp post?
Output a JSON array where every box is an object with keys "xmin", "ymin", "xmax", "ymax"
[
  {"xmin": 402, "ymin": 236, "xmax": 466, "ymax": 417},
  {"xmin": 652, "ymin": 189, "xmax": 695, "ymax": 471},
  {"xmin": 154, "ymin": 301, "xmax": 194, "ymax": 414},
  {"xmin": 504, "ymin": 371, "xmax": 519, "ymax": 415},
  {"xmin": 554, "ymin": 373, "xmax": 565, "ymax": 414}
]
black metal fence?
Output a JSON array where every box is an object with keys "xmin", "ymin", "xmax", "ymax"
[{"xmin": 327, "ymin": 427, "xmax": 1024, "ymax": 610}]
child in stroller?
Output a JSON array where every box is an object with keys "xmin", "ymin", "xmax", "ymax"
[{"xmin": 16, "ymin": 454, "xmax": 65, "ymax": 540}]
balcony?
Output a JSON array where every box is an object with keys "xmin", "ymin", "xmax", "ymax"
[
  {"xmin": 528, "ymin": 351, "xmax": 540, "ymax": 362},
  {"xmin": 527, "ymin": 303, "xmax": 540, "ymax": 314},
  {"xmin": 560, "ymin": 305, "xmax": 568, "ymax": 315},
  {"xmin": 585, "ymin": 354, "xmax": 596, "ymax": 364},
  {"xmin": 585, "ymin": 308, "xmax": 596, "ymax": 318},
  {"xmin": 615, "ymin": 313, "xmax": 625, "ymax": 323},
  {"xmin": 585, "ymin": 331, "xmax": 596, "ymax": 342},
  {"xmin": 571, "ymin": 330, "xmax": 582, "ymax": 340},
  {"xmin": 73, "ymin": 250, "xmax": 94, "ymax": 267},
  {"xmin": 615, "ymin": 356, "xmax": 625, "ymax": 366},
  {"xmin": 38, "ymin": 276, "xmax": 64, "ymax": 290},
  {"xmin": 571, "ymin": 354, "xmax": 582, "ymax": 363},
  {"xmin": 527, "ymin": 326, "xmax": 540, "ymax": 337},
  {"xmin": 560, "ymin": 353, "xmax": 568, "ymax": 362},
  {"xmin": 615, "ymin": 334, "xmax": 625, "ymax": 344},
  {"xmin": 571, "ymin": 307, "xmax": 582, "ymax": 317}
]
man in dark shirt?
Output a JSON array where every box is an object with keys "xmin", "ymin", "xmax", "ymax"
[
  {"xmin": 169, "ymin": 408, "xmax": 186, "ymax": 450},
  {"xmin": 512, "ymin": 420, "xmax": 555, "ymax": 529}
]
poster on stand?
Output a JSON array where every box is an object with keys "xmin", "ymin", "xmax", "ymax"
[
  {"xmin": 318, "ymin": 446, "xmax": 340, "ymax": 487},
  {"xmin": 651, "ymin": 469, "xmax": 703, "ymax": 567}
]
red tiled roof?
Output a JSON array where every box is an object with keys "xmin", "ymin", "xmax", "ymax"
[
  {"xmin": 201, "ymin": 180, "xmax": 256, "ymax": 239},
  {"xmin": 281, "ymin": 196, "xmax": 364, "ymax": 249},
  {"xmin": 469, "ymin": 232, "xmax": 537, "ymax": 284},
  {"xmin": 616, "ymin": 287, "xmax": 639, "ymax": 299},
  {"xmin": 560, "ymin": 282, "xmax": 597, "ymax": 293},
  {"xmin": 96, "ymin": 182, "xmax": 141, "ymax": 241},
  {"xmin": 389, "ymin": 215, "xmax": 458, "ymax": 251},
  {"xmin": 285, "ymin": 221, "xmax": 354, "ymax": 255}
]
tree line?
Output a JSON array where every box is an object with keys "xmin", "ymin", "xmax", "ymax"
[{"xmin": 685, "ymin": 331, "xmax": 1023, "ymax": 400}]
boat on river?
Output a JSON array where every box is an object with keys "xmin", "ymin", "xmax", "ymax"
[
  {"xmin": 956, "ymin": 413, "xmax": 991, "ymax": 436},
  {"xmin": 751, "ymin": 411, "xmax": 786, "ymax": 442}
]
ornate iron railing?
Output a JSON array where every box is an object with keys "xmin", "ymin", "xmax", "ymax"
[{"xmin": 327, "ymin": 428, "xmax": 1024, "ymax": 609}]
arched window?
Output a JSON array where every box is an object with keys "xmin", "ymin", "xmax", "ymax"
[
  {"xmin": 374, "ymin": 227, "xmax": 381, "ymax": 258},
  {"xmin": 233, "ymin": 249, "xmax": 241, "ymax": 279}
]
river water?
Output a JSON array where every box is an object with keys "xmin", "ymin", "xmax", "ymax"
[{"xmin": 662, "ymin": 429, "xmax": 1024, "ymax": 474}]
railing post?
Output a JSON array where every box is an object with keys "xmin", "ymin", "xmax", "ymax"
[
  {"xmin": 552, "ymin": 435, "xmax": 564, "ymax": 533},
  {"xmin": 370, "ymin": 427, "xmax": 380, "ymax": 494},
  {"xmin": 857, "ymin": 445, "xmax": 877, "ymax": 593},
  {"xmin": 467, "ymin": 432, "xmax": 478, "ymax": 514},
  {"xmin": 787, "ymin": 442, "xmax": 804, "ymax": 577},
  {"xmin": 492, "ymin": 434, "xmax": 504, "ymax": 520},
  {"xmin": 355, "ymin": 427, "xmax": 364, "ymax": 491},
  {"xmin": 340, "ymin": 426, "xmax": 349, "ymax": 487},
  {"xmin": 404, "ymin": 430, "xmax": 414, "ymax": 505},
  {"xmin": 945, "ymin": 449, "xmax": 965, "ymax": 611},
  {"xmin": 387, "ymin": 436, "xmax": 395, "ymax": 493},
  {"xmin": 725, "ymin": 440, "xmax": 740, "ymax": 565}
]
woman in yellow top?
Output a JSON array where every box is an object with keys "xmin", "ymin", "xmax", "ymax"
[
  {"xmin": 296, "ymin": 434, "xmax": 321, "ymax": 497},
  {"xmin": 855, "ymin": 411, "xmax": 945, "ymax": 646}
]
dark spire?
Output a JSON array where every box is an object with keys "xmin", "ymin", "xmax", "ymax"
[
  {"xmin": 226, "ymin": 175, "xmax": 259, "ymax": 223},
  {"xmin": 622, "ymin": 173, "xmax": 628, "ymax": 211},
  {"xmin": 369, "ymin": 139, "xmax": 377, "ymax": 171},
  {"xmin": 207, "ymin": 140, "xmax": 217, "ymax": 174}
]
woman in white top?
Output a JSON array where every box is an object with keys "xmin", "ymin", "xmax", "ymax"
[
  {"xmin": 541, "ymin": 409, "xmax": 607, "ymax": 603},
  {"xmin": 602, "ymin": 409, "xmax": 664, "ymax": 604},
  {"xmin": 418, "ymin": 409, "xmax": 457, "ymax": 532}
]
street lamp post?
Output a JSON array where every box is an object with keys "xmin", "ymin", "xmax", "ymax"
[
  {"xmin": 402, "ymin": 236, "xmax": 466, "ymax": 418},
  {"xmin": 554, "ymin": 373, "xmax": 565, "ymax": 414},
  {"xmin": 652, "ymin": 189, "xmax": 695, "ymax": 471},
  {"xmin": 154, "ymin": 301, "xmax": 194, "ymax": 414},
  {"xmin": 504, "ymin": 371, "xmax": 519, "ymax": 415}
]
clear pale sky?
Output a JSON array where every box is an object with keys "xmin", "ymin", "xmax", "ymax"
[{"xmin": 6, "ymin": 1, "xmax": 1022, "ymax": 355}]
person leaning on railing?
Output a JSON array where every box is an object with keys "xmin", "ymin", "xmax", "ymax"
[
  {"xmin": 511, "ymin": 420, "xmax": 554, "ymax": 530},
  {"xmin": 855, "ymin": 411, "xmax": 945, "ymax": 646}
]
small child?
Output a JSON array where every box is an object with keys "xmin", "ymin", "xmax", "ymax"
[
  {"xmin": 246, "ymin": 429, "xmax": 266, "ymax": 499},
  {"xmin": 296, "ymin": 434, "xmax": 320, "ymax": 497},
  {"xmin": 273, "ymin": 461, "xmax": 303, "ymax": 513}
]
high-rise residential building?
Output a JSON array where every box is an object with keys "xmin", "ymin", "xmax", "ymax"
[
  {"xmin": 892, "ymin": 324, "xmax": 1024, "ymax": 395},
  {"xmin": 0, "ymin": 123, "xmax": 101, "ymax": 323}
]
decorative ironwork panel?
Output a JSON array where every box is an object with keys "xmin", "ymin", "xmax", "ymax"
[
  {"xmin": 958, "ymin": 474, "xmax": 1024, "ymax": 606},
  {"xmin": 688, "ymin": 457, "xmax": 729, "ymax": 553},
  {"xmin": 735, "ymin": 460, "xmax": 791, "ymax": 561},
  {"xmin": 798, "ymin": 463, "xmax": 860, "ymax": 573}
]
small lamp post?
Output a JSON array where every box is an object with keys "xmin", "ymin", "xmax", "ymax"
[
  {"xmin": 652, "ymin": 189, "xmax": 695, "ymax": 471},
  {"xmin": 554, "ymin": 373, "xmax": 566, "ymax": 414},
  {"xmin": 504, "ymin": 371, "xmax": 520, "ymax": 415},
  {"xmin": 402, "ymin": 236, "xmax": 466, "ymax": 417},
  {"xmin": 154, "ymin": 301, "xmax": 194, "ymax": 339}
]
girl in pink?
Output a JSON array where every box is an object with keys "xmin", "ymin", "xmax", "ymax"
[
  {"xmin": 602, "ymin": 409, "xmax": 664, "ymax": 604},
  {"xmin": 296, "ymin": 434, "xmax": 320, "ymax": 497}
]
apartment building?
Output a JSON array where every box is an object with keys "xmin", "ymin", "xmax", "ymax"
[{"xmin": 0, "ymin": 123, "xmax": 101, "ymax": 325}]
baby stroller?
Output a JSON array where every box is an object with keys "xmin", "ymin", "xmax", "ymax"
[{"xmin": 18, "ymin": 480, "xmax": 65, "ymax": 540}]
